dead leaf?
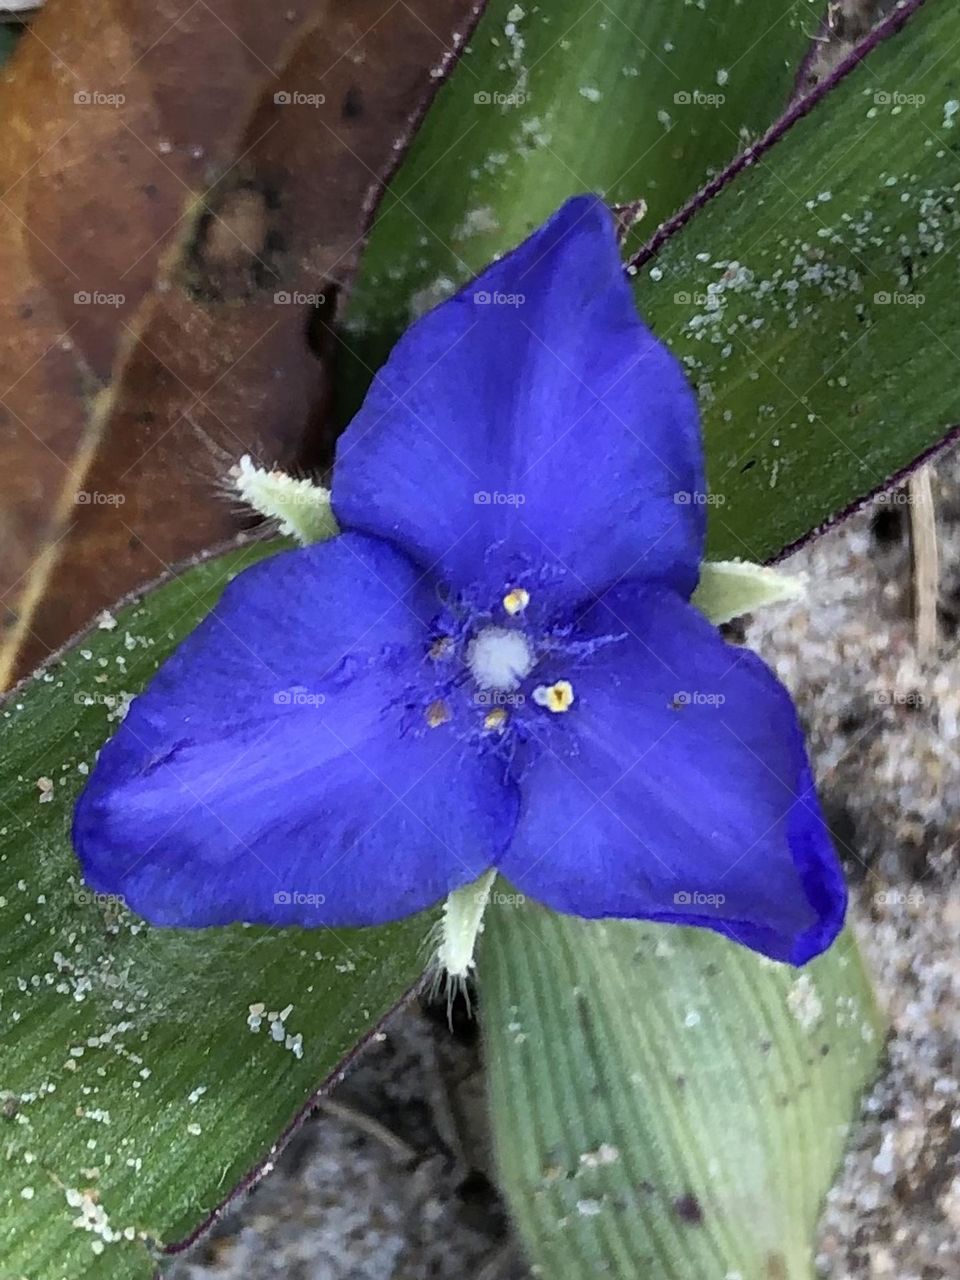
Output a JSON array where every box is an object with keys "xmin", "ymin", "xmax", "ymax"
[{"xmin": 0, "ymin": 0, "xmax": 485, "ymax": 683}]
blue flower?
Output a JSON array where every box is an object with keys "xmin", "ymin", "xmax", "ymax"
[{"xmin": 73, "ymin": 195, "xmax": 846, "ymax": 965}]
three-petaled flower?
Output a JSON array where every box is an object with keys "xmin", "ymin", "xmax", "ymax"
[{"xmin": 73, "ymin": 196, "xmax": 846, "ymax": 965}]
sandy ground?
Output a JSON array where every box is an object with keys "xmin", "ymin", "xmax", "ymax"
[{"xmin": 750, "ymin": 461, "xmax": 960, "ymax": 1280}]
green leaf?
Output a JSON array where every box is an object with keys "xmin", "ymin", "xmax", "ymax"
[
  {"xmin": 0, "ymin": 541, "xmax": 430, "ymax": 1279},
  {"xmin": 634, "ymin": 0, "xmax": 960, "ymax": 563},
  {"xmin": 338, "ymin": 0, "xmax": 822, "ymax": 417},
  {"xmin": 481, "ymin": 901, "xmax": 883, "ymax": 1280},
  {"xmin": 340, "ymin": 0, "xmax": 959, "ymax": 560}
]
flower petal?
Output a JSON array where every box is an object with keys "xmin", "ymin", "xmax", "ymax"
[
  {"xmin": 498, "ymin": 585, "xmax": 846, "ymax": 963},
  {"xmin": 334, "ymin": 194, "xmax": 704, "ymax": 612},
  {"xmin": 74, "ymin": 534, "xmax": 515, "ymax": 928}
]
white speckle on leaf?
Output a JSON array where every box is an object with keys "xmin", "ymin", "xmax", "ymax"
[
  {"xmin": 579, "ymin": 1143, "xmax": 620, "ymax": 1169},
  {"xmin": 66, "ymin": 1187, "xmax": 123, "ymax": 1244},
  {"xmin": 455, "ymin": 206, "xmax": 499, "ymax": 239},
  {"xmin": 79, "ymin": 1107, "xmax": 111, "ymax": 1125},
  {"xmin": 787, "ymin": 973, "xmax": 823, "ymax": 1031},
  {"xmin": 409, "ymin": 276, "xmax": 458, "ymax": 322}
]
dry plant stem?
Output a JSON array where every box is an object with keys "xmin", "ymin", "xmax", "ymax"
[
  {"xmin": 419, "ymin": 1032, "xmax": 471, "ymax": 1171},
  {"xmin": 318, "ymin": 1098, "xmax": 419, "ymax": 1164},
  {"xmin": 908, "ymin": 465, "xmax": 939, "ymax": 658}
]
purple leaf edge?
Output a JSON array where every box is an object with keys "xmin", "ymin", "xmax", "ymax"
[
  {"xmin": 0, "ymin": 534, "xmax": 434, "ymax": 1273},
  {"xmin": 157, "ymin": 977, "xmax": 427, "ymax": 1265},
  {"xmin": 621, "ymin": 0, "xmax": 955, "ymax": 561},
  {"xmin": 768, "ymin": 421, "xmax": 960, "ymax": 566},
  {"xmin": 629, "ymin": 0, "xmax": 929, "ymax": 271}
]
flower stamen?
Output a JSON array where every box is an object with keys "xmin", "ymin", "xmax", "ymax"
[
  {"xmin": 502, "ymin": 587, "xmax": 530, "ymax": 616},
  {"xmin": 533, "ymin": 680, "xmax": 575, "ymax": 713},
  {"xmin": 425, "ymin": 698, "xmax": 451, "ymax": 728}
]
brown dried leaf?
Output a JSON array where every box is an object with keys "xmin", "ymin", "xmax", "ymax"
[{"xmin": 0, "ymin": 0, "xmax": 483, "ymax": 684}]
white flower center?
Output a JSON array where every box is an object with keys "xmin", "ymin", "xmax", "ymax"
[{"xmin": 467, "ymin": 626, "xmax": 534, "ymax": 691}]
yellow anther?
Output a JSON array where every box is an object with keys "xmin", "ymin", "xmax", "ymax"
[
  {"xmin": 425, "ymin": 699, "xmax": 451, "ymax": 728},
  {"xmin": 502, "ymin": 587, "xmax": 530, "ymax": 616},
  {"xmin": 483, "ymin": 707, "xmax": 509, "ymax": 732},
  {"xmin": 533, "ymin": 680, "xmax": 575, "ymax": 713},
  {"xmin": 429, "ymin": 636, "xmax": 453, "ymax": 660}
]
